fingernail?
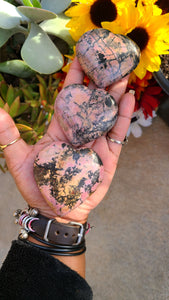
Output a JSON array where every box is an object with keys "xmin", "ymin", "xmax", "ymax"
[{"xmin": 129, "ymin": 89, "xmax": 135, "ymax": 95}]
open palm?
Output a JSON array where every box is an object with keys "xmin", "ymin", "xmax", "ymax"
[{"xmin": 0, "ymin": 58, "xmax": 134, "ymax": 223}]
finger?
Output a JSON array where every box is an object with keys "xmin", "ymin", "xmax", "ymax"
[
  {"xmin": 62, "ymin": 57, "xmax": 85, "ymax": 88},
  {"xmin": 45, "ymin": 60, "xmax": 84, "ymax": 141},
  {"xmin": 107, "ymin": 92, "xmax": 135, "ymax": 155},
  {"xmin": 108, "ymin": 75, "xmax": 130, "ymax": 104},
  {"xmin": 0, "ymin": 108, "xmax": 29, "ymax": 168}
]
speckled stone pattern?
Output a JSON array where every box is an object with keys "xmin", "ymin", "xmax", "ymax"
[
  {"xmin": 55, "ymin": 84, "xmax": 118, "ymax": 146},
  {"xmin": 34, "ymin": 142, "xmax": 104, "ymax": 216},
  {"xmin": 76, "ymin": 28, "xmax": 140, "ymax": 88}
]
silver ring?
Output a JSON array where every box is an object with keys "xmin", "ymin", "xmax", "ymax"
[
  {"xmin": 107, "ymin": 134, "xmax": 128, "ymax": 146},
  {"xmin": 0, "ymin": 137, "xmax": 21, "ymax": 151}
]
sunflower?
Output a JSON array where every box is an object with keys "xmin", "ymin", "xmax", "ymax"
[
  {"xmin": 65, "ymin": 0, "xmax": 135, "ymax": 41},
  {"xmin": 136, "ymin": 0, "xmax": 162, "ymax": 15},
  {"xmin": 102, "ymin": 0, "xmax": 169, "ymax": 79}
]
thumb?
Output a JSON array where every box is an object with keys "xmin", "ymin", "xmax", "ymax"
[{"xmin": 0, "ymin": 108, "xmax": 29, "ymax": 170}]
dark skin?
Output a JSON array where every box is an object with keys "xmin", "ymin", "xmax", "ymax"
[{"xmin": 0, "ymin": 57, "xmax": 135, "ymax": 224}]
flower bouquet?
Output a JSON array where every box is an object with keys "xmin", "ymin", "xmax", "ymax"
[{"xmin": 65, "ymin": 0, "xmax": 169, "ymax": 136}]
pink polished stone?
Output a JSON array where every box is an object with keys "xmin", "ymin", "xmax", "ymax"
[
  {"xmin": 76, "ymin": 28, "xmax": 140, "ymax": 88},
  {"xmin": 55, "ymin": 84, "xmax": 118, "ymax": 146},
  {"xmin": 34, "ymin": 141, "xmax": 104, "ymax": 216}
]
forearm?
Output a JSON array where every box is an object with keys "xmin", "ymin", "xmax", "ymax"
[
  {"xmin": 0, "ymin": 240, "xmax": 92, "ymax": 300},
  {"xmin": 55, "ymin": 254, "xmax": 86, "ymax": 278},
  {"xmin": 28, "ymin": 235, "xmax": 86, "ymax": 278}
]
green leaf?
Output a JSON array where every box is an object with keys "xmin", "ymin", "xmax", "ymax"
[
  {"xmin": 21, "ymin": 131, "xmax": 36, "ymax": 144},
  {"xmin": 9, "ymin": 96, "xmax": 20, "ymax": 117},
  {"xmin": 16, "ymin": 123, "xmax": 33, "ymax": 132},
  {"xmin": 37, "ymin": 110, "xmax": 45, "ymax": 125},
  {"xmin": 31, "ymin": 107, "xmax": 39, "ymax": 122},
  {"xmin": 15, "ymin": 119, "xmax": 31, "ymax": 126},
  {"xmin": 41, "ymin": 0, "xmax": 71, "ymax": 14},
  {"xmin": 47, "ymin": 111, "xmax": 52, "ymax": 123},
  {"xmin": 0, "ymin": 60, "xmax": 35, "ymax": 78},
  {"xmin": 21, "ymin": 23, "xmax": 64, "ymax": 74},
  {"xmin": 0, "ymin": 82, "xmax": 8, "ymax": 100},
  {"xmin": 15, "ymin": 103, "xmax": 29, "ymax": 116},
  {"xmin": 21, "ymin": 0, "xmax": 33, "ymax": 6},
  {"xmin": 21, "ymin": 88, "xmax": 34, "ymax": 100},
  {"xmin": 36, "ymin": 122, "xmax": 46, "ymax": 134},
  {"xmin": 36, "ymin": 74, "xmax": 47, "ymax": 89},
  {"xmin": 0, "ymin": 74, "xmax": 4, "ymax": 82},
  {"xmin": 52, "ymin": 89, "xmax": 58, "ymax": 104},
  {"xmin": 17, "ymin": 6, "xmax": 56, "ymax": 23},
  {"xmin": 40, "ymin": 14, "xmax": 75, "ymax": 46},
  {"xmin": 0, "ymin": 96, "xmax": 5, "ymax": 108},
  {"xmin": 6, "ymin": 85, "xmax": 15, "ymax": 106},
  {"xmin": 0, "ymin": 0, "xmax": 29, "ymax": 29},
  {"xmin": 32, "ymin": 0, "xmax": 41, "ymax": 8},
  {"xmin": 0, "ymin": 27, "xmax": 21, "ymax": 47},
  {"xmin": 3, "ymin": 102, "xmax": 9, "ymax": 113},
  {"xmin": 39, "ymin": 83, "xmax": 46, "ymax": 100}
]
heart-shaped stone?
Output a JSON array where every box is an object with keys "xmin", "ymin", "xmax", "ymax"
[
  {"xmin": 34, "ymin": 142, "xmax": 104, "ymax": 216},
  {"xmin": 55, "ymin": 84, "xmax": 118, "ymax": 146},
  {"xmin": 76, "ymin": 28, "xmax": 140, "ymax": 88}
]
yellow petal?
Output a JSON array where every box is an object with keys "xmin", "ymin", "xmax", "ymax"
[
  {"xmin": 102, "ymin": 21, "xmax": 125, "ymax": 34},
  {"xmin": 65, "ymin": 4, "xmax": 90, "ymax": 17}
]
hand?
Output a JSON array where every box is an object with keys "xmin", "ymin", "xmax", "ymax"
[{"xmin": 0, "ymin": 57, "xmax": 135, "ymax": 223}]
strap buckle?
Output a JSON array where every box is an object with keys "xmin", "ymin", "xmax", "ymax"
[
  {"xmin": 70, "ymin": 221, "xmax": 85, "ymax": 245},
  {"xmin": 44, "ymin": 219, "xmax": 55, "ymax": 242},
  {"xmin": 44, "ymin": 219, "xmax": 85, "ymax": 245}
]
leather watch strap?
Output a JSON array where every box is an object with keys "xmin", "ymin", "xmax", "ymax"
[{"xmin": 31, "ymin": 214, "xmax": 87, "ymax": 246}]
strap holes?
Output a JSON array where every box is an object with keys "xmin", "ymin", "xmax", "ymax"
[
  {"xmin": 55, "ymin": 231, "xmax": 60, "ymax": 235},
  {"xmin": 64, "ymin": 233, "xmax": 68, "ymax": 238}
]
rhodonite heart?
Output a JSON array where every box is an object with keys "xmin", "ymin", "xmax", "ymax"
[
  {"xmin": 76, "ymin": 28, "xmax": 140, "ymax": 88},
  {"xmin": 55, "ymin": 84, "xmax": 118, "ymax": 146},
  {"xmin": 34, "ymin": 142, "xmax": 104, "ymax": 216}
]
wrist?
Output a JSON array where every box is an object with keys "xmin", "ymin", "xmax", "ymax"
[
  {"xmin": 14, "ymin": 206, "xmax": 88, "ymax": 277},
  {"xmin": 54, "ymin": 215, "xmax": 88, "ymax": 225},
  {"xmin": 26, "ymin": 232, "xmax": 86, "ymax": 278},
  {"xmin": 36, "ymin": 208, "xmax": 88, "ymax": 226},
  {"xmin": 14, "ymin": 207, "xmax": 88, "ymax": 248}
]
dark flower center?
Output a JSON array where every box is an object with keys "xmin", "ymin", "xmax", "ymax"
[
  {"xmin": 90, "ymin": 0, "xmax": 117, "ymax": 27},
  {"xmin": 127, "ymin": 27, "xmax": 149, "ymax": 51},
  {"xmin": 155, "ymin": 0, "xmax": 169, "ymax": 13}
]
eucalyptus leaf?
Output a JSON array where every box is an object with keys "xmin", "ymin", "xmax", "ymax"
[
  {"xmin": 0, "ymin": 27, "xmax": 22, "ymax": 47},
  {"xmin": 17, "ymin": 6, "xmax": 57, "ymax": 23},
  {"xmin": 40, "ymin": 14, "xmax": 75, "ymax": 46},
  {"xmin": 0, "ymin": 0, "xmax": 29, "ymax": 29},
  {"xmin": 0, "ymin": 60, "xmax": 35, "ymax": 78},
  {"xmin": 41, "ymin": 0, "xmax": 71, "ymax": 14},
  {"xmin": 21, "ymin": 23, "xmax": 64, "ymax": 74}
]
